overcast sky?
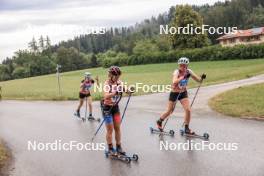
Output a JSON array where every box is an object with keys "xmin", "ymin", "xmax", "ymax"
[{"xmin": 0, "ymin": 0, "xmax": 225, "ymax": 61}]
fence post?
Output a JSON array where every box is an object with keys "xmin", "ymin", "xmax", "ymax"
[
  {"xmin": 0, "ymin": 86, "xmax": 2, "ymax": 100},
  {"xmin": 56, "ymin": 64, "xmax": 62, "ymax": 96}
]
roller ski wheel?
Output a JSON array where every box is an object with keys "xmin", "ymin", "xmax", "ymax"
[
  {"xmin": 121, "ymin": 153, "xmax": 138, "ymax": 162},
  {"xmin": 180, "ymin": 129, "xmax": 209, "ymax": 140},
  {"xmin": 105, "ymin": 151, "xmax": 109, "ymax": 158},
  {"xmin": 203, "ymin": 133, "xmax": 209, "ymax": 139},
  {"xmin": 132, "ymin": 154, "xmax": 139, "ymax": 161},
  {"xmin": 180, "ymin": 129, "xmax": 184, "ymax": 136},
  {"xmin": 125, "ymin": 157, "xmax": 131, "ymax": 164},
  {"xmin": 149, "ymin": 127, "xmax": 174, "ymax": 137},
  {"xmin": 169, "ymin": 130, "xmax": 175, "ymax": 136},
  {"xmin": 150, "ymin": 127, "xmax": 154, "ymax": 133}
]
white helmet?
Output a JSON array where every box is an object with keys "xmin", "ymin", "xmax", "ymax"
[
  {"xmin": 84, "ymin": 72, "xmax": 92, "ymax": 78},
  {"xmin": 178, "ymin": 57, "xmax": 189, "ymax": 65}
]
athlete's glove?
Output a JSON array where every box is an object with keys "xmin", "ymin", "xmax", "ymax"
[
  {"xmin": 201, "ymin": 73, "xmax": 206, "ymax": 80},
  {"xmin": 128, "ymin": 86, "xmax": 135, "ymax": 94}
]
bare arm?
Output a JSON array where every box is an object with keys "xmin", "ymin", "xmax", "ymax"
[
  {"xmin": 191, "ymin": 72, "xmax": 202, "ymax": 83},
  {"xmin": 80, "ymin": 82, "xmax": 84, "ymax": 88},
  {"xmin": 103, "ymin": 82, "xmax": 120, "ymax": 99},
  {"xmin": 172, "ymin": 71, "xmax": 184, "ymax": 84},
  {"xmin": 95, "ymin": 76, "xmax": 100, "ymax": 86},
  {"xmin": 190, "ymin": 70, "xmax": 206, "ymax": 83}
]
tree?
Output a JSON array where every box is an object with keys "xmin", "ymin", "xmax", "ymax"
[
  {"xmin": 39, "ymin": 35, "xmax": 45, "ymax": 52},
  {"xmin": 133, "ymin": 40, "xmax": 159, "ymax": 55},
  {"xmin": 2, "ymin": 57, "xmax": 14, "ymax": 76},
  {"xmin": 29, "ymin": 55, "xmax": 56, "ymax": 76},
  {"xmin": 169, "ymin": 5, "xmax": 209, "ymax": 49},
  {"xmin": 0, "ymin": 65, "xmax": 11, "ymax": 81},
  {"xmin": 56, "ymin": 47, "xmax": 72, "ymax": 72},
  {"xmin": 90, "ymin": 54, "xmax": 98, "ymax": 67},
  {"xmin": 46, "ymin": 36, "xmax": 51, "ymax": 49},
  {"xmin": 28, "ymin": 37, "xmax": 38, "ymax": 53},
  {"xmin": 246, "ymin": 6, "xmax": 264, "ymax": 28},
  {"xmin": 56, "ymin": 46, "xmax": 89, "ymax": 71}
]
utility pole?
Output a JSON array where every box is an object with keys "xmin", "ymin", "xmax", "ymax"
[{"xmin": 56, "ymin": 64, "xmax": 62, "ymax": 96}]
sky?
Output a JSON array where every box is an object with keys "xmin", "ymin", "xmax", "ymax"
[{"xmin": 0, "ymin": 0, "xmax": 225, "ymax": 62}]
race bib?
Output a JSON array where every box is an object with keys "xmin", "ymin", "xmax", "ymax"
[
  {"xmin": 111, "ymin": 95, "xmax": 120, "ymax": 103},
  {"xmin": 178, "ymin": 79, "xmax": 188, "ymax": 89},
  {"xmin": 84, "ymin": 83, "xmax": 92, "ymax": 91}
]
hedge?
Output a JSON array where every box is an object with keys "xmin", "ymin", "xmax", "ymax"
[{"xmin": 99, "ymin": 44, "xmax": 264, "ymax": 67}]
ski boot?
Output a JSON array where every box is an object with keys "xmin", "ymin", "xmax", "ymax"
[
  {"xmin": 156, "ymin": 119, "xmax": 163, "ymax": 132},
  {"xmin": 87, "ymin": 114, "xmax": 95, "ymax": 121},
  {"xmin": 184, "ymin": 124, "xmax": 195, "ymax": 135},
  {"xmin": 116, "ymin": 145, "xmax": 126, "ymax": 155},
  {"xmin": 180, "ymin": 124, "xmax": 209, "ymax": 140},
  {"xmin": 75, "ymin": 110, "xmax": 81, "ymax": 118}
]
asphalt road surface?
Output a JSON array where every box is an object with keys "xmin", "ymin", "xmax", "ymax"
[{"xmin": 0, "ymin": 74, "xmax": 264, "ymax": 176}]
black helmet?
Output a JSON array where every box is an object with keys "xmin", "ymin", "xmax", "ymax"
[{"xmin": 108, "ymin": 66, "xmax": 121, "ymax": 76}]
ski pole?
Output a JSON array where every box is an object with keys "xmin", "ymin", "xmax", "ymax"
[
  {"xmin": 190, "ymin": 78, "xmax": 204, "ymax": 107},
  {"xmin": 162, "ymin": 76, "xmax": 205, "ymax": 132},
  {"xmin": 180, "ymin": 78, "xmax": 204, "ymax": 128},
  {"xmin": 91, "ymin": 94, "xmax": 122, "ymax": 142},
  {"xmin": 91, "ymin": 100, "xmax": 106, "ymax": 142},
  {"xmin": 161, "ymin": 91, "xmax": 183, "ymax": 131},
  {"xmin": 91, "ymin": 119, "xmax": 105, "ymax": 142},
  {"xmin": 121, "ymin": 93, "xmax": 132, "ymax": 123},
  {"xmin": 85, "ymin": 96, "xmax": 88, "ymax": 119}
]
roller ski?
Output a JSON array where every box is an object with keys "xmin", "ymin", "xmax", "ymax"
[
  {"xmin": 105, "ymin": 148, "xmax": 138, "ymax": 164},
  {"xmin": 149, "ymin": 127, "xmax": 175, "ymax": 136},
  {"xmin": 149, "ymin": 119, "xmax": 175, "ymax": 136},
  {"xmin": 87, "ymin": 115, "xmax": 101, "ymax": 122},
  {"xmin": 74, "ymin": 111, "xmax": 86, "ymax": 122},
  {"xmin": 180, "ymin": 125, "xmax": 209, "ymax": 140}
]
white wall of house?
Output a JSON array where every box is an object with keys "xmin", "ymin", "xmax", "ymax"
[{"xmin": 220, "ymin": 34, "xmax": 264, "ymax": 47}]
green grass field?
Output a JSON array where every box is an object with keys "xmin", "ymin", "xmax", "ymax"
[
  {"xmin": 0, "ymin": 59, "xmax": 264, "ymax": 100},
  {"xmin": 209, "ymin": 83, "xmax": 264, "ymax": 119}
]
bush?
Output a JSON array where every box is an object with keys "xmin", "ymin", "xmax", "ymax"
[
  {"xmin": 97, "ymin": 43, "xmax": 264, "ymax": 68},
  {"xmin": 0, "ymin": 65, "xmax": 11, "ymax": 81},
  {"xmin": 125, "ymin": 44, "xmax": 264, "ymax": 66},
  {"xmin": 12, "ymin": 67, "xmax": 30, "ymax": 79},
  {"xmin": 97, "ymin": 51, "xmax": 129, "ymax": 68}
]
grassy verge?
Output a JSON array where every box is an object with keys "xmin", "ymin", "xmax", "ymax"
[
  {"xmin": 0, "ymin": 59, "xmax": 264, "ymax": 100},
  {"xmin": 0, "ymin": 141, "xmax": 9, "ymax": 173},
  {"xmin": 209, "ymin": 83, "xmax": 264, "ymax": 119}
]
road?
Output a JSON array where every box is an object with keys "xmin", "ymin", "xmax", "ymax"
[{"xmin": 0, "ymin": 74, "xmax": 264, "ymax": 176}]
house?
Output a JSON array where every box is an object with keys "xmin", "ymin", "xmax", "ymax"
[{"xmin": 217, "ymin": 27, "xmax": 264, "ymax": 47}]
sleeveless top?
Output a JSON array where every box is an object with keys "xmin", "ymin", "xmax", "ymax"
[
  {"xmin": 80, "ymin": 79, "xmax": 94, "ymax": 94},
  {"xmin": 171, "ymin": 69, "xmax": 193, "ymax": 92},
  {"xmin": 103, "ymin": 79, "xmax": 123, "ymax": 106}
]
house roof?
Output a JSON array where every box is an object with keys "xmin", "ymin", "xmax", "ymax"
[{"xmin": 217, "ymin": 27, "xmax": 264, "ymax": 40}]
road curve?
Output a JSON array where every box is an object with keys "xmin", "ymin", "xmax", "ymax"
[{"xmin": 0, "ymin": 74, "xmax": 264, "ymax": 176}]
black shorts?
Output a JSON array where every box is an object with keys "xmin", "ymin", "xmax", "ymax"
[
  {"xmin": 79, "ymin": 92, "xmax": 91, "ymax": 99},
  {"xmin": 169, "ymin": 91, "xmax": 188, "ymax": 102},
  {"xmin": 101, "ymin": 103, "xmax": 120, "ymax": 116}
]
